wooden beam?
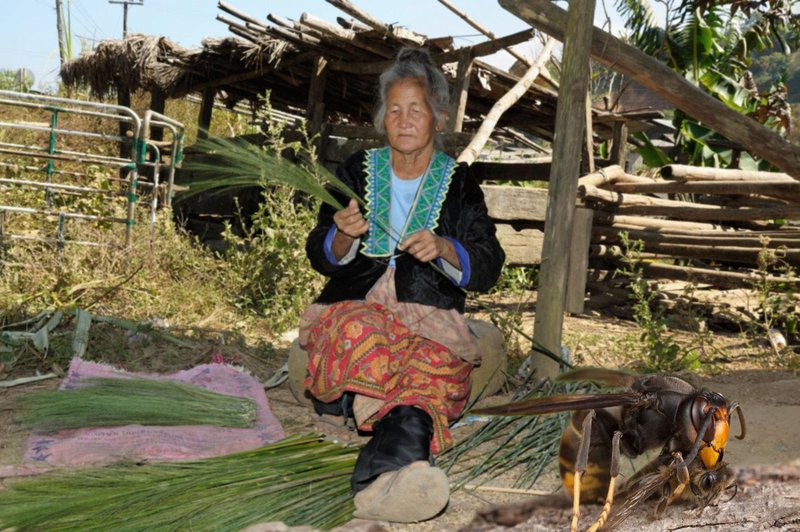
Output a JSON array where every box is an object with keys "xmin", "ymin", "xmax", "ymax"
[
  {"xmin": 197, "ymin": 88, "xmax": 215, "ymax": 140},
  {"xmin": 306, "ymin": 55, "xmax": 328, "ymax": 138},
  {"xmin": 481, "ymin": 185, "xmax": 548, "ymax": 221},
  {"xmin": 329, "ymin": 29, "xmax": 535, "ymax": 74},
  {"xmin": 610, "ymin": 120, "xmax": 628, "ymax": 169},
  {"xmin": 451, "ymin": 48, "xmax": 474, "ymax": 133},
  {"xmin": 500, "ymin": 0, "xmax": 800, "ymax": 179},
  {"xmin": 458, "ymin": 38, "xmax": 556, "ymax": 164},
  {"xmin": 529, "ymin": 0, "xmax": 596, "ymax": 379},
  {"xmin": 496, "ymin": 224, "xmax": 544, "ymax": 265},
  {"xmin": 470, "ymin": 161, "xmax": 552, "ymax": 182}
]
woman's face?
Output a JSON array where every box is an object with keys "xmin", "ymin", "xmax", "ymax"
[{"xmin": 384, "ymin": 77, "xmax": 438, "ymax": 157}]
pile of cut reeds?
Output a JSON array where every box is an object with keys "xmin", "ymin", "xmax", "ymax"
[
  {"xmin": 0, "ymin": 434, "xmax": 357, "ymax": 531},
  {"xmin": 16, "ymin": 377, "xmax": 257, "ymax": 431}
]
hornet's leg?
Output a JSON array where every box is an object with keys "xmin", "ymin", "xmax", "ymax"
[
  {"xmin": 656, "ymin": 452, "xmax": 690, "ymax": 517},
  {"xmin": 587, "ymin": 430, "xmax": 622, "ymax": 532},
  {"xmin": 571, "ymin": 410, "xmax": 596, "ymax": 532}
]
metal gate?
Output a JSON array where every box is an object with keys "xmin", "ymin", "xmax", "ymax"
[{"xmin": 0, "ymin": 90, "xmax": 184, "ymax": 247}]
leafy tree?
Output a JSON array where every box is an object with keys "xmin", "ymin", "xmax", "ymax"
[
  {"xmin": 615, "ymin": 0, "xmax": 800, "ymax": 166},
  {"xmin": 0, "ymin": 69, "xmax": 18, "ymax": 90},
  {"xmin": 0, "ymin": 69, "xmax": 33, "ymax": 92}
]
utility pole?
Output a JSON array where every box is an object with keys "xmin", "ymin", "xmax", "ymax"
[
  {"xmin": 55, "ymin": 0, "xmax": 67, "ymax": 65},
  {"xmin": 108, "ymin": 0, "xmax": 143, "ymax": 38}
]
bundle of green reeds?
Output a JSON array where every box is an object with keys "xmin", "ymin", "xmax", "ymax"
[
  {"xmin": 0, "ymin": 434, "xmax": 357, "ymax": 531},
  {"xmin": 16, "ymin": 377, "xmax": 258, "ymax": 431},
  {"xmin": 441, "ymin": 379, "xmax": 573, "ymax": 489}
]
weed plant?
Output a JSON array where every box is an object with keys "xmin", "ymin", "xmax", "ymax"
[
  {"xmin": 616, "ymin": 232, "xmax": 703, "ymax": 373},
  {"xmin": 751, "ymin": 238, "xmax": 799, "ymax": 366}
]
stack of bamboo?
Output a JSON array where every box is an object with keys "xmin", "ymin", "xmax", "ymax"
[{"xmin": 579, "ymin": 164, "xmax": 800, "ymax": 289}]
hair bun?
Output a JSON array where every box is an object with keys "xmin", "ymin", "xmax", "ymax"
[{"xmin": 396, "ymin": 47, "xmax": 433, "ymax": 65}]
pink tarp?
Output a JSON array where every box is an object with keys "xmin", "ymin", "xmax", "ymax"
[{"xmin": 9, "ymin": 358, "xmax": 284, "ymax": 474}]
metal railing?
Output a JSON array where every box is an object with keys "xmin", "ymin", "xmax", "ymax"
[{"xmin": 0, "ymin": 90, "xmax": 184, "ymax": 247}]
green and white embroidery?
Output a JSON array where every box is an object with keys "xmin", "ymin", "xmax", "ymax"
[{"xmin": 361, "ymin": 147, "xmax": 456, "ymax": 258}]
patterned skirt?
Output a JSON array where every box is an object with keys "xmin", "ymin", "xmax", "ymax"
[{"xmin": 304, "ymin": 299, "xmax": 472, "ymax": 454}]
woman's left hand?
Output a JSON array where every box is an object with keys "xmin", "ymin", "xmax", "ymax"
[{"xmin": 399, "ymin": 230, "xmax": 458, "ymax": 266}]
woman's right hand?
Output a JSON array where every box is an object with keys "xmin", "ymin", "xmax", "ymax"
[{"xmin": 333, "ymin": 198, "xmax": 369, "ymax": 240}]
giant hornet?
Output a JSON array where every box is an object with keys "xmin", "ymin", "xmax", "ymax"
[{"xmin": 472, "ymin": 368, "xmax": 746, "ymax": 531}]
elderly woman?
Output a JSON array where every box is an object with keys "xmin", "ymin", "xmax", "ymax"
[{"xmin": 299, "ymin": 48, "xmax": 505, "ymax": 522}]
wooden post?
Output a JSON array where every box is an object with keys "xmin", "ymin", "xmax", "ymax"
[
  {"xmin": 611, "ymin": 120, "xmax": 628, "ymax": 169},
  {"xmin": 565, "ymin": 207, "xmax": 593, "ymax": 314},
  {"xmin": 197, "ymin": 88, "xmax": 215, "ymax": 140},
  {"xmin": 150, "ymin": 89, "xmax": 166, "ymax": 143},
  {"xmin": 55, "ymin": 0, "xmax": 67, "ymax": 65},
  {"xmin": 306, "ymin": 55, "xmax": 328, "ymax": 139},
  {"xmin": 450, "ymin": 48, "xmax": 473, "ymax": 133},
  {"xmin": 498, "ymin": 0, "xmax": 800, "ymax": 178},
  {"xmin": 117, "ymin": 86, "xmax": 132, "ymax": 162},
  {"xmin": 528, "ymin": 0, "xmax": 596, "ymax": 380},
  {"xmin": 581, "ymin": 88, "xmax": 595, "ymax": 174}
]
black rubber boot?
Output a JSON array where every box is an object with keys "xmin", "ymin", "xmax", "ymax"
[{"xmin": 351, "ymin": 405, "xmax": 434, "ymax": 493}]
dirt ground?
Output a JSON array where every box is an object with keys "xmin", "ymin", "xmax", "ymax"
[{"xmin": 1, "ymin": 296, "xmax": 799, "ymax": 531}]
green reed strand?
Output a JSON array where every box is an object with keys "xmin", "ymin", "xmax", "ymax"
[
  {"xmin": 16, "ymin": 377, "xmax": 257, "ymax": 431},
  {"xmin": 0, "ymin": 434, "xmax": 357, "ymax": 531}
]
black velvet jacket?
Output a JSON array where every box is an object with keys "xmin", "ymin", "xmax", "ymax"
[{"xmin": 306, "ymin": 149, "xmax": 505, "ymax": 313}]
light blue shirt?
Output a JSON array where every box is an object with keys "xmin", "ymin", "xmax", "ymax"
[{"xmin": 389, "ymin": 169, "xmax": 422, "ymax": 266}]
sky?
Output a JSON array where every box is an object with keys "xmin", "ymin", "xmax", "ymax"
[{"xmin": 2, "ymin": 0, "xmax": 625, "ymax": 91}]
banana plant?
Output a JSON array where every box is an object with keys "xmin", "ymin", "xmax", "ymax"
[{"xmin": 614, "ymin": 0, "xmax": 798, "ymax": 169}]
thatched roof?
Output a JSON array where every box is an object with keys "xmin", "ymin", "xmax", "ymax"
[{"xmin": 59, "ymin": 2, "xmax": 642, "ymax": 142}]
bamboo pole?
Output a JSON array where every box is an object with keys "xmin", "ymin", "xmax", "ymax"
[
  {"xmin": 531, "ymin": 0, "xmax": 596, "ymax": 380},
  {"xmin": 581, "ymin": 184, "xmax": 800, "ymax": 220},
  {"xmin": 435, "ymin": 0, "xmax": 558, "ymax": 90},
  {"xmin": 639, "ymin": 262, "xmax": 800, "ymax": 288},
  {"xmin": 610, "ymin": 204, "xmax": 800, "ymax": 222},
  {"xmin": 593, "ymin": 225, "xmax": 800, "ymax": 247},
  {"xmin": 299, "ymin": 13, "xmax": 393, "ymax": 58},
  {"xmin": 458, "ymin": 39, "xmax": 556, "ymax": 164},
  {"xmin": 325, "ymin": 0, "xmax": 426, "ymax": 45},
  {"xmin": 329, "ymin": 30, "xmax": 536, "ymax": 74},
  {"xmin": 614, "ymin": 241, "xmax": 800, "ymax": 264},
  {"xmin": 499, "ymin": 0, "xmax": 800, "ymax": 179},
  {"xmin": 661, "ymin": 164, "xmax": 794, "ymax": 182},
  {"xmin": 607, "ymin": 180, "xmax": 800, "ymax": 198},
  {"xmin": 576, "ymin": 165, "xmax": 626, "ymax": 188},
  {"xmin": 593, "ymin": 213, "xmax": 727, "ymax": 232}
]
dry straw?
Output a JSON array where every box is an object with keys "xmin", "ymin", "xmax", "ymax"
[
  {"xmin": 0, "ymin": 434, "xmax": 357, "ymax": 531},
  {"xmin": 16, "ymin": 377, "xmax": 257, "ymax": 431}
]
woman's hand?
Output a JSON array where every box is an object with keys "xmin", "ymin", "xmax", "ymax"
[
  {"xmin": 399, "ymin": 230, "xmax": 459, "ymax": 267},
  {"xmin": 330, "ymin": 198, "xmax": 368, "ymax": 261},
  {"xmin": 334, "ymin": 198, "xmax": 369, "ymax": 239}
]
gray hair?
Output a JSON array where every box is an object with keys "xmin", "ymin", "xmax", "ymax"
[{"xmin": 373, "ymin": 48, "xmax": 451, "ymax": 135}]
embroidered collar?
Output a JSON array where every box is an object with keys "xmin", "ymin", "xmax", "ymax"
[{"xmin": 361, "ymin": 147, "xmax": 456, "ymax": 257}]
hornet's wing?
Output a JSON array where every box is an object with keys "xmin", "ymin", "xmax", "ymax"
[{"xmin": 470, "ymin": 392, "xmax": 646, "ymax": 416}]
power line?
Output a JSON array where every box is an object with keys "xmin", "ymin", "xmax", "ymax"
[
  {"xmin": 108, "ymin": 0, "xmax": 143, "ymax": 38},
  {"xmin": 72, "ymin": 0, "xmax": 106, "ymax": 39}
]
